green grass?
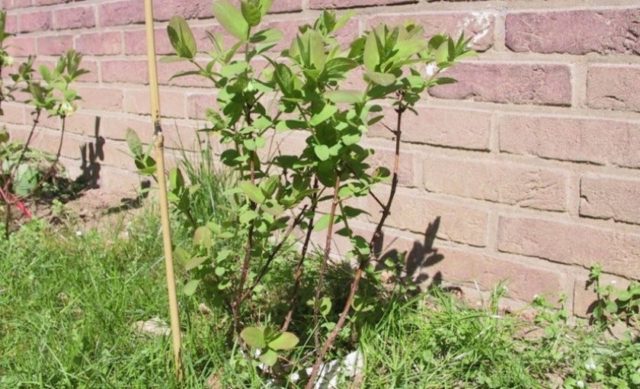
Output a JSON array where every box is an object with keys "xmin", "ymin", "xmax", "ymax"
[{"xmin": 1, "ymin": 166, "xmax": 638, "ymax": 388}]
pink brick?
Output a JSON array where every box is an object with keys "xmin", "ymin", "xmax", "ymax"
[
  {"xmin": 369, "ymin": 106, "xmax": 491, "ymax": 151},
  {"xmin": 6, "ymin": 36, "xmax": 36, "ymax": 57},
  {"xmin": 53, "ymin": 6, "xmax": 95, "ymax": 30},
  {"xmin": 587, "ymin": 65, "xmax": 640, "ymax": 113},
  {"xmin": 372, "ymin": 187, "xmax": 488, "ymax": 247},
  {"xmin": 153, "ymin": 0, "xmax": 213, "ymax": 20},
  {"xmin": 98, "ymin": 114, "xmax": 153, "ymax": 141},
  {"xmin": 187, "ymin": 92, "xmax": 217, "ymax": 119},
  {"xmin": 430, "ymin": 62, "xmax": 572, "ymax": 106},
  {"xmin": 37, "ymin": 35, "xmax": 73, "ymax": 56},
  {"xmin": 158, "ymin": 60, "xmax": 205, "ymax": 87},
  {"xmin": 64, "ymin": 112, "xmax": 98, "ymax": 136},
  {"xmin": 123, "ymin": 88, "xmax": 186, "ymax": 118},
  {"xmin": 3, "ymin": 0, "xmax": 31, "ymax": 9},
  {"xmin": 6, "ymin": 14, "xmax": 18, "ymax": 34},
  {"xmin": 98, "ymin": 167, "xmax": 143, "ymax": 192},
  {"xmin": 29, "ymin": 129, "xmax": 85, "ymax": 160},
  {"xmin": 75, "ymin": 32, "xmax": 122, "ymax": 56},
  {"xmin": 101, "ymin": 60, "xmax": 149, "ymax": 84},
  {"xmin": 506, "ymin": 9, "xmax": 640, "ymax": 55},
  {"xmin": 423, "ymin": 156, "xmax": 568, "ymax": 211},
  {"xmin": 580, "ymin": 175, "xmax": 640, "ymax": 225},
  {"xmin": 77, "ymin": 59, "xmax": 99, "ymax": 83},
  {"xmin": 310, "ymin": 0, "xmax": 415, "ymax": 9},
  {"xmin": 98, "ymin": 0, "xmax": 144, "ymax": 27},
  {"xmin": 1, "ymin": 103, "xmax": 26, "ymax": 124},
  {"xmin": 364, "ymin": 142, "xmax": 415, "ymax": 186},
  {"xmin": 367, "ymin": 12, "xmax": 495, "ymax": 51},
  {"xmin": 33, "ymin": 0, "xmax": 66, "ymax": 5},
  {"xmin": 18, "ymin": 10, "xmax": 51, "ymax": 32},
  {"xmin": 573, "ymin": 274, "xmax": 631, "ymax": 317},
  {"xmin": 75, "ymin": 85, "xmax": 123, "ymax": 111},
  {"xmin": 499, "ymin": 114, "xmax": 640, "ymax": 169},
  {"xmin": 268, "ymin": 0, "xmax": 302, "ymax": 13},
  {"xmin": 498, "ymin": 216, "xmax": 640, "ymax": 278},
  {"xmin": 436, "ymin": 248, "xmax": 566, "ymax": 302},
  {"xmin": 124, "ymin": 28, "xmax": 174, "ymax": 55}
]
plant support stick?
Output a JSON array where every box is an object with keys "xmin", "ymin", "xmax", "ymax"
[{"xmin": 143, "ymin": 0, "xmax": 183, "ymax": 381}]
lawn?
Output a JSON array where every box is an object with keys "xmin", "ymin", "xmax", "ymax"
[{"xmin": 1, "ymin": 207, "xmax": 638, "ymax": 388}]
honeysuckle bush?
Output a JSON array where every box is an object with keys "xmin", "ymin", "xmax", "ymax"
[
  {"xmin": 130, "ymin": 0, "xmax": 472, "ymax": 385},
  {"xmin": 0, "ymin": 9, "xmax": 87, "ymax": 235}
]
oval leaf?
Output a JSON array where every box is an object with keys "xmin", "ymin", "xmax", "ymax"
[
  {"xmin": 213, "ymin": 0, "xmax": 249, "ymax": 41},
  {"xmin": 167, "ymin": 16, "xmax": 197, "ymax": 59},
  {"xmin": 268, "ymin": 332, "xmax": 299, "ymax": 351},
  {"xmin": 240, "ymin": 326, "xmax": 266, "ymax": 349}
]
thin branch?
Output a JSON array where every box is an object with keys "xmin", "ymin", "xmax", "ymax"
[
  {"xmin": 306, "ymin": 101, "xmax": 406, "ymax": 389},
  {"xmin": 312, "ymin": 176, "xmax": 341, "ymax": 350},
  {"xmin": 281, "ymin": 177, "xmax": 319, "ymax": 331}
]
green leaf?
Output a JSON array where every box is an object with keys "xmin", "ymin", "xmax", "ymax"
[
  {"xmin": 324, "ymin": 57, "xmax": 358, "ymax": 76},
  {"xmin": 325, "ymin": 90, "xmax": 362, "ymax": 104},
  {"xmin": 310, "ymin": 104, "xmax": 337, "ymax": 126},
  {"xmin": 365, "ymin": 71, "xmax": 396, "ymax": 86},
  {"xmin": 259, "ymin": 0, "xmax": 273, "ymax": 15},
  {"xmin": 212, "ymin": 0, "xmax": 249, "ymax": 41},
  {"xmin": 183, "ymin": 279, "xmax": 200, "ymax": 296},
  {"xmin": 268, "ymin": 332, "xmax": 299, "ymax": 351},
  {"xmin": 241, "ymin": 0, "xmax": 262, "ymax": 27},
  {"xmin": 167, "ymin": 16, "xmax": 197, "ymax": 59},
  {"xmin": 238, "ymin": 181, "xmax": 266, "ymax": 204},
  {"xmin": 259, "ymin": 349, "xmax": 278, "ymax": 366},
  {"xmin": 125, "ymin": 128, "xmax": 143, "ymax": 157},
  {"xmin": 363, "ymin": 30, "xmax": 379, "ymax": 72},
  {"xmin": 193, "ymin": 226, "xmax": 213, "ymax": 248},
  {"xmin": 184, "ymin": 256, "xmax": 207, "ymax": 271},
  {"xmin": 0, "ymin": 129, "xmax": 9, "ymax": 143},
  {"xmin": 313, "ymin": 144, "xmax": 331, "ymax": 161},
  {"xmin": 240, "ymin": 326, "xmax": 266, "ymax": 348},
  {"xmin": 314, "ymin": 213, "xmax": 332, "ymax": 231},
  {"xmin": 239, "ymin": 209, "xmax": 258, "ymax": 224}
]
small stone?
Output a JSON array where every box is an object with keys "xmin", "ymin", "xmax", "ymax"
[{"xmin": 132, "ymin": 317, "xmax": 170, "ymax": 337}]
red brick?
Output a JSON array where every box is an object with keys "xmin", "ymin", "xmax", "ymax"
[
  {"xmin": 75, "ymin": 32, "xmax": 122, "ymax": 56},
  {"xmin": 1, "ymin": 103, "xmax": 26, "ymax": 124},
  {"xmin": 506, "ymin": 8, "xmax": 640, "ymax": 55},
  {"xmin": 6, "ymin": 36, "xmax": 36, "ymax": 57},
  {"xmin": 123, "ymin": 88, "xmax": 187, "ymax": 118},
  {"xmin": 75, "ymin": 85, "xmax": 123, "ymax": 112},
  {"xmin": 499, "ymin": 114, "xmax": 640, "ymax": 169},
  {"xmin": 587, "ymin": 65, "xmax": 640, "ymax": 113},
  {"xmin": 153, "ymin": 0, "xmax": 213, "ymax": 20},
  {"xmin": 423, "ymin": 156, "xmax": 568, "ymax": 211},
  {"xmin": 369, "ymin": 106, "xmax": 491, "ymax": 151},
  {"xmin": 367, "ymin": 11, "xmax": 495, "ymax": 51},
  {"xmin": 310, "ymin": 0, "xmax": 416, "ymax": 9},
  {"xmin": 365, "ymin": 141, "xmax": 415, "ymax": 187},
  {"xmin": 33, "ymin": 0, "xmax": 66, "ymax": 5},
  {"xmin": 498, "ymin": 216, "xmax": 640, "ymax": 278},
  {"xmin": 580, "ymin": 175, "xmax": 640, "ymax": 225},
  {"xmin": 64, "ymin": 112, "xmax": 99, "ymax": 136},
  {"xmin": 101, "ymin": 60, "xmax": 149, "ymax": 84},
  {"xmin": 430, "ymin": 62, "xmax": 572, "ymax": 106},
  {"xmin": 372, "ymin": 186, "xmax": 488, "ymax": 247},
  {"xmin": 186, "ymin": 92, "xmax": 217, "ymax": 120},
  {"xmin": 98, "ymin": 0, "xmax": 144, "ymax": 27},
  {"xmin": 5, "ymin": 14, "xmax": 18, "ymax": 34},
  {"xmin": 3, "ymin": 0, "xmax": 31, "ymax": 9},
  {"xmin": 18, "ymin": 10, "xmax": 51, "ymax": 33},
  {"xmin": 37, "ymin": 35, "xmax": 73, "ymax": 56},
  {"xmin": 29, "ymin": 128, "xmax": 85, "ymax": 161},
  {"xmin": 97, "ymin": 114, "xmax": 153, "ymax": 142},
  {"xmin": 53, "ymin": 6, "xmax": 95, "ymax": 30},
  {"xmin": 124, "ymin": 28, "xmax": 174, "ymax": 56}
]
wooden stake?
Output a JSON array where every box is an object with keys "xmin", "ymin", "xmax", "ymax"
[{"xmin": 143, "ymin": 0, "xmax": 183, "ymax": 381}]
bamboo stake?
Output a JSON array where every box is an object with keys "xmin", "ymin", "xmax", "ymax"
[{"xmin": 143, "ymin": 0, "xmax": 183, "ymax": 381}]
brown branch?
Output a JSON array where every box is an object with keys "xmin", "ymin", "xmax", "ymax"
[
  {"xmin": 312, "ymin": 176, "xmax": 341, "ymax": 350},
  {"xmin": 240, "ymin": 204, "xmax": 309, "ymax": 302},
  {"xmin": 281, "ymin": 177, "xmax": 319, "ymax": 332},
  {"xmin": 305, "ymin": 102, "xmax": 406, "ymax": 389}
]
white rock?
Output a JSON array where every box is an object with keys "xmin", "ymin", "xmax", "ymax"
[{"xmin": 132, "ymin": 317, "xmax": 170, "ymax": 337}]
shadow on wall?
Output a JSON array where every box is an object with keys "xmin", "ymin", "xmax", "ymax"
[
  {"xmin": 374, "ymin": 216, "xmax": 448, "ymax": 292},
  {"xmin": 77, "ymin": 117, "xmax": 104, "ymax": 189}
]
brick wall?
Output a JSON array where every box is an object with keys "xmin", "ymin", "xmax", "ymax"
[{"xmin": 1, "ymin": 0, "xmax": 639, "ymax": 315}]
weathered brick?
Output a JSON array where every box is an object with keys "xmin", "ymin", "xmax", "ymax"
[
  {"xmin": 580, "ymin": 175, "xmax": 640, "ymax": 225},
  {"xmin": 28, "ymin": 129, "xmax": 85, "ymax": 160},
  {"xmin": 430, "ymin": 62, "xmax": 572, "ymax": 106},
  {"xmin": 18, "ymin": 10, "xmax": 51, "ymax": 33},
  {"xmin": 101, "ymin": 60, "xmax": 149, "ymax": 84},
  {"xmin": 372, "ymin": 187, "xmax": 488, "ymax": 247},
  {"xmin": 498, "ymin": 216, "xmax": 640, "ymax": 278},
  {"xmin": 5, "ymin": 14, "xmax": 18, "ymax": 34},
  {"xmin": 98, "ymin": 166, "xmax": 144, "ymax": 192},
  {"xmin": 33, "ymin": 0, "xmax": 66, "ymax": 5},
  {"xmin": 573, "ymin": 274, "xmax": 631, "ymax": 317},
  {"xmin": 124, "ymin": 28, "xmax": 174, "ymax": 55},
  {"xmin": 97, "ymin": 114, "xmax": 153, "ymax": 142},
  {"xmin": 499, "ymin": 114, "xmax": 640, "ymax": 169},
  {"xmin": 587, "ymin": 65, "xmax": 640, "ymax": 113},
  {"xmin": 123, "ymin": 88, "xmax": 186, "ymax": 118},
  {"xmin": 365, "ymin": 142, "xmax": 415, "ymax": 186},
  {"xmin": 153, "ymin": 0, "xmax": 213, "ymax": 20},
  {"xmin": 1, "ymin": 103, "xmax": 26, "ymax": 125},
  {"xmin": 75, "ymin": 85, "xmax": 123, "ymax": 112},
  {"xmin": 423, "ymin": 156, "xmax": 568, "ymax": 211},
  {"xmin": 6, "ymin": 36, "xmax": 36, "ymax": 57},
  {"xmin": 369, "ymin": 106, "xmax": 491, "ymax": 151},
  {"xmin": 65, "ymin": 112, "xmax": 99, "ymax": 136},
  {"xmin": 75, "ymin": 32, "xmax": 122, "ymax": 56},
  {"xmin": 186, "ymin": 92, "xmax": 217, "ymax": 120},
  {"xmin": 3, "ymin": 0, "xmax": 31, "ymax": 9},
  {"xmin": 310, "ymin": 0, "xmax": 416, "ymax": 9},
  {"xmin": 53, "ymin": 6, "xmax": 95, "ymax": 30},
  {"xmin": 37, "ymin": 35, "xmax": 74, "ymax": 56},
  {"xmin": 98, "ymin": 0, "xmax": 144, "ymax": 27},
  {"xmin": 506, "ymin": 9, "xmax": 640, "ymax": 55},
  {"xmin": 367, "ymin": 11, "xmax": 495, "ymax": 51}
]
